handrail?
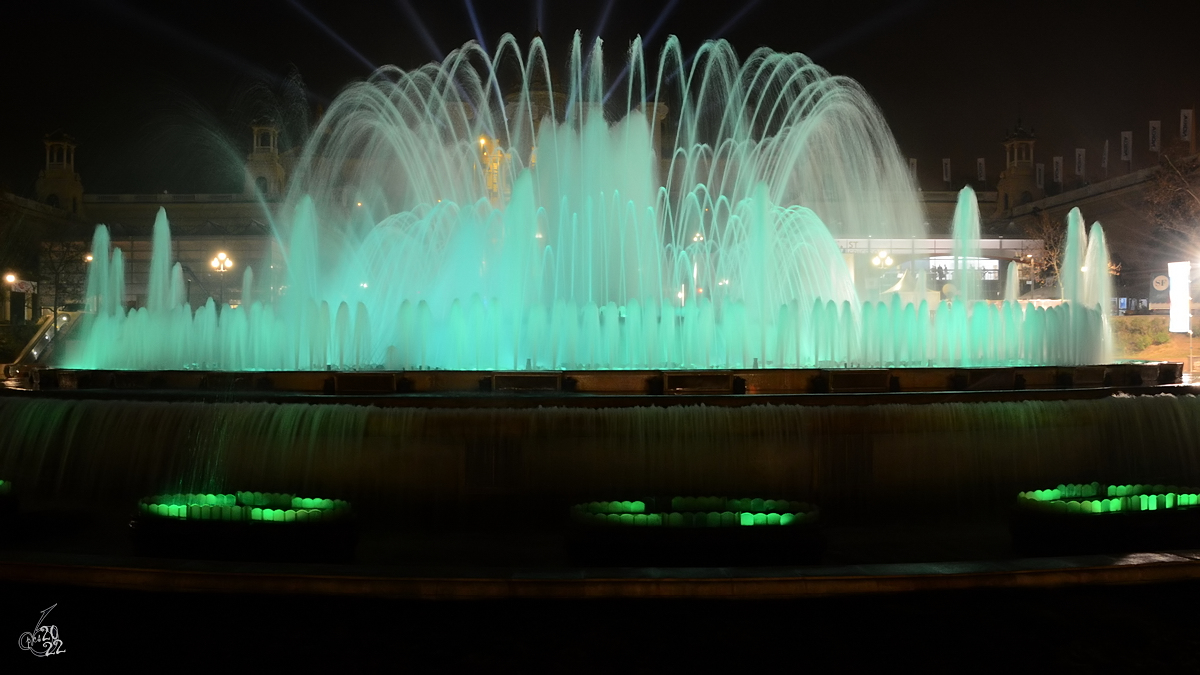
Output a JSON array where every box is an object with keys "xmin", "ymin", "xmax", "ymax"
[{"xmin": 7, "ymin": 311, "xmax": 84, "ymax": 373}]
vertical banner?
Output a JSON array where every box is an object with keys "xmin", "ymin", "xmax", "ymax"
[
  {"xmin": 1053, "ymin": 156, "xmax": 1063, "ymax": 183},
  {"xmin": 1150, "ymin": 121, "xmax": 1161, "ymax": 152},
  {"xmin": 1036, "ymin": 163, "xmax": 1045, "ymax": 188},
  {"xmin": 1169, "ymin": 261, "xmax": 1192, "ymax": 333},
  {"xmin": 1074, "ymin": 148, "xmax": 1085, "ymax": 177},
  {"xmin": 941, "ymin": 158, "xmax": 951, "ymax": 183},
  {"xmin": 908, "ymin": 157, "xmax": 917, "ymax": 178},
  {"xmin": 976, "ymin": 157, "xmax": 986, "ymax": 182},
  {"xmin": 1121, "ymin": 131, "xmax": 1132, "ymax": 161},
  {"xmin": 1182, "ymin": 109, "xmax": 1194, "ymax": 142},
  {"xmin": 1101, "ymin": 139, "xmax": 1109, "ymax": 169}
]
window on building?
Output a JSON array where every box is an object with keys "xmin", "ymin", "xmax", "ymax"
[{"xmin": 928, "ymin": 256, "xmax": 1001, "ymax": 281}]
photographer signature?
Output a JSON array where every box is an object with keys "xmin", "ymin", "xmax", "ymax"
[{"xmin": 18, "ymin": 604, "xmax": 65, "ymax": 657}]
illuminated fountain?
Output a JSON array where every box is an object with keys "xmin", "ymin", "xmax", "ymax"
[
  {"xmin": 0, "ymin": 35, "xmax": 1162, "ymax": 537},
  {"xmin": 66, "ymin": 33, "xmax": 1112, "ymax": 371}
]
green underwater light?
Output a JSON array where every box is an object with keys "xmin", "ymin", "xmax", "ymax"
[
  {"xmin": 138, "ymin": 491, "xmax": 352, "ymax": 523},
  {"xmin": 1017, "ymin": 482, "xmax": 1200, "ymax": 514},
  {"xmin": 571, "ymin": 497, "xmax": 818, "ymax": 527},
  {"xmin": 0, "ymin": 479, "xmax": 11, "ymax": 496}
]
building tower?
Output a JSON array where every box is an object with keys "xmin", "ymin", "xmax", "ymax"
[
  {"xmin": 243, "ymin": 122, "xmax": 287, "ymax": 200},
  {"xmin": 994, "ymin": 120, "xmax": 1044, "ymax": 217},
  {"xmin": 34, "ymin": 131, "xmax": 84, "ymax": 215}
]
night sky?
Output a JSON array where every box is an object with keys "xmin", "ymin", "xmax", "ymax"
[{"xmin": 2, "ymin": 0, "xmax": 1197, "ymax": 195}]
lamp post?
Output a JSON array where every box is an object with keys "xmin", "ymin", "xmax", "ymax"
[{"xmin": 210, "ymin": 252, "xmax": 233, "ymax": 305}]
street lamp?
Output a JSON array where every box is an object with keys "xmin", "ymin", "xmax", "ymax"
[{"xmin": 211, "ymin": 252, "xmax": 233, "ymax": 305}]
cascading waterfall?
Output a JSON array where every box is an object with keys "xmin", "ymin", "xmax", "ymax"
[
  {"xmin": 65, "ymin": 34, "xmax": 1112, "ymax": 371},
  {"xmin": 3, "ymin": 395, "xmax": 1198, "ymax": 512}
]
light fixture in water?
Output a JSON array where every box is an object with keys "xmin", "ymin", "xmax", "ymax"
[
  {"xmin": 137, "ymin": 491, "xmax": 352, "ymax": 523},
  {"xmin": 1017, "ymin": 482, "xmax": 1200, "ymax": 514},
  {"xmin": 570, "ymin": 496, "xmax": 818, "ymax": 527}
]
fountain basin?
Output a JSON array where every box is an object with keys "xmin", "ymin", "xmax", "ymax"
[
  {"xmin": 27, "ymin": 362, "xmax": 1182, "ymax": 396},
  {"xmin": 5, "ymin": 380, "xmax": 1200, "ymax": 537}
]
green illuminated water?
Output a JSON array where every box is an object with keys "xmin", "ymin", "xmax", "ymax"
[{"xmin": 63, "ymin": 34, "xmax": 1111, "ymax": 371}]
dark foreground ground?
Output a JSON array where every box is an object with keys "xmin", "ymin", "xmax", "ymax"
[{"xmin": 4, "ymin": 578, "xmax": 1199, "ymax": 671}]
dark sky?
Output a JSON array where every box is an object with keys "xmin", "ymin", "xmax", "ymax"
[{"xmin": 2, "ymin": 0, "xmax": 1197, "ymax": 194}]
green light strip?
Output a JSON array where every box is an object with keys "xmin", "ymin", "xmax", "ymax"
[
  {"xmin": 0, "ymin": 480, "xmax": 10, "ymax": 496},
  {"xmin": 138, "ymin": 491, "xmax": 351, "ymax": 523},
  {"xmin": 1018, "ymin": 483, "xmax": 1200, "ymax": 514},
  {"xmin": 572, "ymin": 497, "xmax": 818, "ymax": 527}
]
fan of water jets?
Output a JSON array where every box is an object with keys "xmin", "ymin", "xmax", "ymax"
[{"xmin": 69, "ymin": 33, "xmax": 1111, "ymax": 371}]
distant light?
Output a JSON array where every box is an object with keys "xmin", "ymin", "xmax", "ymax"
[
  {"xmin": 217, "ymin": 252, "xmax": 226, "ymax": 261},
  {"xmin": 1169, "ymin": 261, "xmax": 1191, "ymax": 332},
  {"xmin": 3, "ymin": 274, "xmax": 14, "ymax": 283},
  {"xmin": 85, "ymin": 254, "xmax": 93, "ymax": 262},
  {"xmin": 1081, "ymin": 266, "xmax": 1088, "ymax": 272},
  {"xmin": 479, "ymin": 137, "xmax": 487, "ymax": 146},
  {"xmin": 885, "ymin": 256, "xmax": 893, "ymax": 266},
  {"xmin": 356, "ymin": 202, "xmax": 362, "ymax": 207},
  {"xmin": 360, "ymin": 283, "xmax": 368, "ymax": 288},
  {"xmin": 210, "ymin": 259, "xmax": 219, "ymax": 268},
  {"xmin": 535, "ymin": 233, "xmax": 543, "ymax": 239}
]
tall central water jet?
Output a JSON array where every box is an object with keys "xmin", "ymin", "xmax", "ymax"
[{"xmin": 68, "ymin": 33, "xmax": 1112, "ymax": 371}]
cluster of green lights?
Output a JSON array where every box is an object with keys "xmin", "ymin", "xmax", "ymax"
[
  {"xmin": 572, "ymin": 496, "xmax": 818, "ymax": 528},
  {"xmin": 0, "ymin": 480, "xmax": 10, "ymax": 496},
  {"xmin": 679, "ymin": 497, "xmax": 811, "ymax": 514},
  {"xmin": 1018, "ymin": 482, "xmax": 1200, "ymax": 515},
  {"xmin": 138, "ymin": 492, "xmax": 351, "ymax": 523}
]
